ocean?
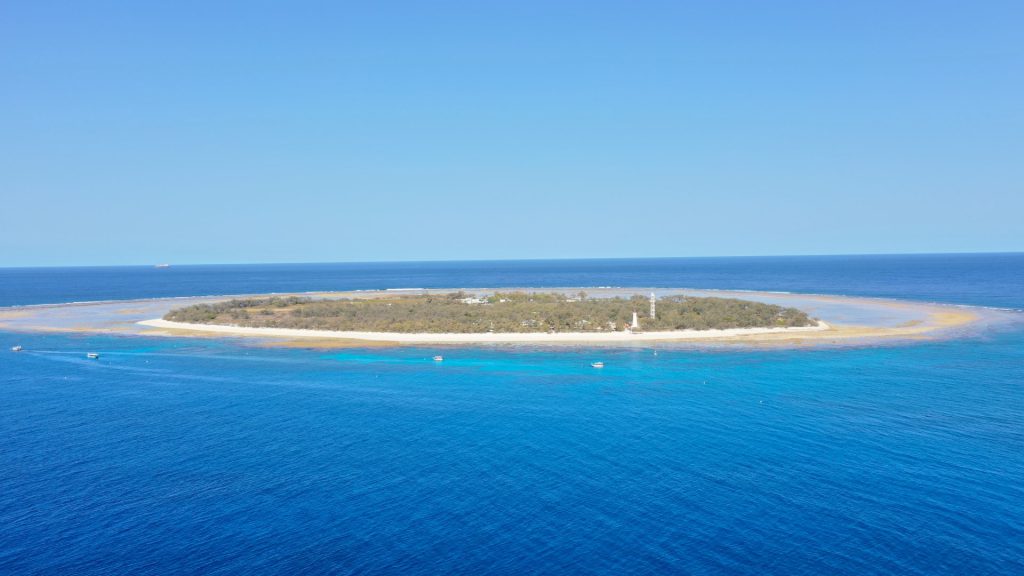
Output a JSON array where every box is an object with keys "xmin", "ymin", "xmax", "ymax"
[{"xmin": 2, "ymin": 254, "xmax": 1023, "ymax": 575}]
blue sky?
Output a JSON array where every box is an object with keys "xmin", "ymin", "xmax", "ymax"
[{"xmin": 1, "ymin": 1, "xmax": 1021, "ymax": 266}]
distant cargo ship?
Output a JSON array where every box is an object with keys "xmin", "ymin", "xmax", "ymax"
[{"xmin": 155, "ymin": 264, "xmax": 171, "ymax": 268}]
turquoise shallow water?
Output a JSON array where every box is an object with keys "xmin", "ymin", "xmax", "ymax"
[{"xmin": 2, "ymin": 255, "xmax": 1023, "ymax": 574}]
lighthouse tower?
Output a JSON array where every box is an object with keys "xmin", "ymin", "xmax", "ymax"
[
  {"xmin": 631, "ymin": 311, "xmax": 639, "ymax": 330},
  {"xmin": 650, "ymin": 292, "xmax": 656, "ymax": 320}
]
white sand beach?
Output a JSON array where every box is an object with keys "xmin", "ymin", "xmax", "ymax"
[{"xmin": 137, "ymin": 318, "xmax": 831, "ymax": 343}]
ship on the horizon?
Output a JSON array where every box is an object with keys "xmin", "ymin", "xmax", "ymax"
[{"xmin": 154, "ymin": 263, "xmax": 171, "ymax": 268}]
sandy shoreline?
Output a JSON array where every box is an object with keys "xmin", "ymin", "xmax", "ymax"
[
  {"xmin": 137, "ymin": 318, "xmax": 831, "ymax": 343},
  {"xmin": 1, "ymin": 287, "xmax": 1010, "ymax": 349}
]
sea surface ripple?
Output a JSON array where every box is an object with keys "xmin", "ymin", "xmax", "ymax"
[{"xmin": 2, "ymin": 254, "xmax": 1023, "ymax": 574}]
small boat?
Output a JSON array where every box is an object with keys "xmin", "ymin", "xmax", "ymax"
[
  {"xmin": 433, "ymin": 355, "xmax": 444, "ymax": 362},
  {"xmin": 86, "ymin": 352, "xmax": 100, "ymax": 359},
  {"xmin": 11, "ymin": 345, "xmax": 23, "ymax": 352},
  {"xmin": 591, "ymin": 361, "xmax": 604, "ymax": 368},
  {"xmin": 154, "ymin": 264, "xmax": 171, "ymax": 268}
]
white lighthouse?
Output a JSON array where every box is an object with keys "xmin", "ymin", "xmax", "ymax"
[{"xmin": 631, "ymin": 311, "xmax": 639, "ymax": 330}]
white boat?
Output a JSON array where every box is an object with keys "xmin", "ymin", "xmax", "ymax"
[
  {"xmin": 154, "ymin": 264, "xmax": 171, "ymax": 268},
  {"xmin": 433, "ymin": 355, "xmax": 444, "ymax": 362},
  {"xmin": 11, "ymin": 345, "xmax": 22, "ymax": 352},
  {"xmin": 591, "ymin": 361, "xmax": 604, "ymax": 368},
  {"xmin": 86, "ymin": 352, "xmax": 100, "ymax": 359}
]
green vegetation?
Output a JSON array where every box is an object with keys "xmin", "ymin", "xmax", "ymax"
[{"xmin": 164, "ymin": 292, "xmax": 816, "ymax": 333}]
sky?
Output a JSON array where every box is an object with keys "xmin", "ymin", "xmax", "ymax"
[{"xmin": 1, "ymin": 1, "xmax": 1022, "ymax": 266}]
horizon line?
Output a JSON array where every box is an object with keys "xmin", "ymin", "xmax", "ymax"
[{"xmin": 2, "ymin": 250, "xmax": 1022, "ymax": 270}]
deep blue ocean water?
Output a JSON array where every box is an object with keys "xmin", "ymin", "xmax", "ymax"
[{"xmin": 2, "ymin": 255, "xmax": 1023, "ymax": 575}]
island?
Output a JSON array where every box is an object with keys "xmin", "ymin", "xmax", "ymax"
[
  {"xmin": 162, "ymin": 291, "xmax": 816, "ymax": 334},
  {"xmin": 2, "ymin": 287, "xmax": 995, "ymax": 348}
]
